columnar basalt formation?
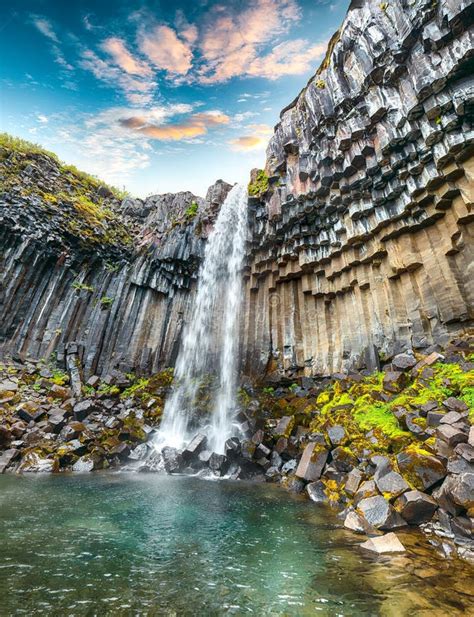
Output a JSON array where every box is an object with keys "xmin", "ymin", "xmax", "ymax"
[
  {"xmin": 242, "ymin": 0, "xmax": 474, "ymax": 379},
  {"xmin": 0, "ymin": 146, "xmax": 232, "ymax": 376}
]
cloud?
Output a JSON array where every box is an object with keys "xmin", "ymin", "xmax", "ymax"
[
  {"xmin": 101, "ymin": 37, "xmax": 152, "ymax": 77},
  {"xmin": 197, "ymin": 0, "xmax": 301, "ymax": 83},
  {"xmin": 31, "ymin": 16, "xmax": 59, "ymax": 43},
  {"xmin": 79, "ymin": 49, "xmax": 157, "ymax": 105},
  {"xmin": 247, "ymin": 40, "xmax": 327, "ymax": 79},
  {"xmin": 118, "ymin": 109, "xmax": 230, "ymax": 141},
  {"xmin": 37, "ymin": 114, "xmax": 49, "ymax": 123},
  {"xmin": 229, "ymin": 123, "xmax": 273, "ymax": 151},
  {"xmin": 138, "ymin": 25, "xmax": 193, "ymax": 75}
]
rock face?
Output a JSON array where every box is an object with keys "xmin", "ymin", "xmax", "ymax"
[
  {"xmin": 241, "ymin": 0, "xmax": 474, "ymax": 378},
  {"xmin": 0, "ymin": 148, "xmax": 232, "ymax": 376}
]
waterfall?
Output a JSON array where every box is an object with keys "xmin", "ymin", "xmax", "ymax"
[{"xmin": 155, "ymin": 184, "xmax": 248, "ymax": 454}]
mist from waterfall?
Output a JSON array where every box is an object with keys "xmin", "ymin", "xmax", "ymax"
[{"xmin": 155, "ymin": 184, "xmax": 248, "ymax": 454}]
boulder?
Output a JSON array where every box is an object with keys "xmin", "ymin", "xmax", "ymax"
[
  {"xmin": 224, "ymin": 437, "xmax": 241, "ymax": 459},
  {"xmin": 397, "ymin": 448, "xmax": 447, "ymax": 490},
  {"xmin": 440, "ymin": 411, "xmax": 466, "ymax": 425},
  {"xmin": 306, "ymin": 481, "xmax": 327, "ymax": 503},
  {"xmin": 360, "ymin": 533, "xmax": 405, "ymax": 554},
  {"xmin": 240, "ymin": 440, "xmax": 256, "ymax": 460},
  {"xmin": 198, "ymin": 450, "xmax": 212, "ymax": 465},
  {"xmin": 374, "ymin": 469, "xmax": 409, "ymax": 499},
  {"xmin": 255, "ymin": 443, "xmax": 271, "ymax": 459},
  {"xmin": 331, "ymin": 446, "xmax": 358, "ymax": 472},
  {"xmin": 0, "ymin": 426, "xmax": 12, "ymax": 447},
  {"xmin": 345, "ymin": 468, "xmax": 363, "ymax": 496},
  {"xmin": 0, "ymin": 379, "xmax": 19, "ymax": 394},
  {"xmin": 383, "ymin": 371, "xmax": 407, "ymax": 393},
  {"xmin": 295, "ymin": 443, "xmax": 328, "ymax": 482},
  {"xmin": 392, "ymin": 353, "xmax": 417, "ymax": 371},
  {"xmin": 281, "ymin": 459, "xmax": 297, "ymax": 474},
  {"xmin": 394, "ymin": 490, "xmax": 437, "ymax": 524},
  {"xmin": 327, "ymin": 425, "xmax": 347, "ymax": 446},
  {"xmin": 436, "ymin": 424, "xmax": 468, "ymax": 448},
  {"xmin": 442, "ymin": 397, "xmax": 469, "ymax": 413},
  {"xmin": 128, "ymin": 443, "xmax": 149, "ymax": 460},
  {"xmin": 354, "ymin": 480, "xmax": 379, "ymax": 504},
  {"xmin": 182, "ymin": 434, "xmax": 207, "ymax": 462},
  {"xmin": 0, "ymin": 448, "xmax": 19, "ymax": 473},
  {"xmin": 251, "ymin": 429, "xmax": 264, "ymax": 445},
  {"xmin": 357, "ymin": 496, "xmax": 407, "ymax": 530},
  {"xmin": 208, "ymin": 453, "xmax": 230, "ymax": 476},
  {"xmin": 161, "ymin": 447, "xmax": 183, "ymax": 474},
  {"xmin": 72, "ymin": 456, "xmax": 94, "ymax": 472},
  {"xmin": 344, "ymin": 510, "xmax": 379, "ymax": 535},
  {"xmin": 454, "ymin": 443, "xmax": 474, "ymax": 464},
  {"xmin": 427, "ymin": 411, "xmax": 445, "ymax": 427},
  {"xmin": 273, "ymin": 416, "xmax": 295, "ymax": 438},
  {"xmin": 435, "ymin": 473, "xmax": 474, "ymax": 515},
  {"xmin": 73, "ymin": 400, "xmax": 95, "ymax": 422}
]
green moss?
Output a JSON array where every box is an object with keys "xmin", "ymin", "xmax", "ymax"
[
  {"xmin": 51, "ymin": 370, "xmax": 69, "ymax": 386},
  {"xmin": 185, "ymin": 201, "xmax": 199, "ymax": 219},
  {"xmin": 72, "ymin": 281, "xmax": 94, "ymax": 293},
  {"xmin": 248, "ymin": 170, "xmax": 269, "ymax": 197},
  {"xmin": 99, "ymin": 296, "xmax": 114, "ymax": 309},
  {"xmin": 353, "ymin": 397, "xmax": 409, "ymax": 439}
]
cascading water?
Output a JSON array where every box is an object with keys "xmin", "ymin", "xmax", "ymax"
[{"xmin": 155, "ymin": 184, "xmax": 248, "ymax": 454}]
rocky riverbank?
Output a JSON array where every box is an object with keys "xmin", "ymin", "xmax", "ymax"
[{"xmin": 1, "ymin": 335, "xmax": 472, "ymax": 559}]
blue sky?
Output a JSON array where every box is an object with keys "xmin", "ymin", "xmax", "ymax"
[{"xmin": 0, "ymin": 0, "xmax": 349, "ymax": 197}]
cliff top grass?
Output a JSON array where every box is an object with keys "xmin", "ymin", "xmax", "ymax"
[
  {"xmin": 0, "ymin": 132, "xmax": 134, "ymax": 252},
  {"xmin": 0, "ymin": 133, "xmax": 128, "ymax": 200}
]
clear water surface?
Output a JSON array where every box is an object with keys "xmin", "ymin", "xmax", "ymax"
[{"xmin": 0, "ymin": 473, "xmax": 473, "ymax": 616}]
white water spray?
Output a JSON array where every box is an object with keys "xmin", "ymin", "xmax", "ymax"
[{"xmin": 155, "ymin": 184, "xmax": 248, "ymax": 453}]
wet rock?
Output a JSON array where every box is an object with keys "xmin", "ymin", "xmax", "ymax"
[
  {"xmin": 0, "ymin": 426, "xmax": 12, "ymax": 447},
  {"xmin": 198, "ymin": 449, "xmax": 212, "ymax": 465},
  {"xmin": 397, "ymin": 448, "xmax": 447, "ymax": 490},
  {"xmin": 73, "ymin": 400, "xmax": 96, "ymax": 422},
  {"xmin": 208, "ymin": 453, "xmax": 230, "ymax": 476},
  {"xmin": 354, "ymin": 480, "xmax": 379, "ymax": 504},
  {"xmin": 394, "ymin": 490, "xmax": 437, "ymax": 525},
  {"xmin": 128, "ymin": 443, "xmax": 149, "ymax": 460},
  {"xmin": 285, "ymin": 475, "xmax": 306, "ymax": 494},
  {"xmin": 224, "ymin": 437, "xmax": 241, "ymax": 459},
  {"xmin": 270, "ymin": 450, "xmax": 283, "ymax": 469},
  {"xmin": 345, "ymin": 469, "xmax": 363, "ymax": 496},
  {"xmin": 435, "ymin": 473, "xmax": 474, "ymax": 515},
  {"xmin": 295, "ymin": 443, "xmax": 328, "ymax": 482},
  {"xmin": 273, "ymin": 416, "xmax": 295, "ymax": 438},
  {"xmin": 251, "ymin": 429, "xmax": 264, "ymax": 445},
  {"xmin": 182, "ymin": 434, "xmax": 207, "ymax": 463},
  {"xmin": 392, "ymin": 353, "xmax": 417, "ymax": 371},
  {"xmin": 281, "ymin": 459, "xmax": 297, "ymax": 474},
  {"xmin": 357, "ymin": 496, "xmax": 407, "ymax": 530},
  {"xmin": 374, "ymin": 468, "xmax": 409, "ymax": 499},
  {"xmin": 331, "ymin": 446, "xmax": 358, "ymax": 473},
  {"xmin": 436, "ymin": 424, "xmax": 468, "ymax": 448},
  {"xmin": 306, "ymin": 480, "xmax": 327, "ymax": 503},
  {"xmin": 0, "ymin": 448, "xmax": 19, "ymax": 473},
  {"xmin": 161, "ymin": 447, "xmax": 183, "ymax": 474},
  {"xmin": 72, "ymin": 456, "xmax": 94, "ymax": 472},
  {"xmin": 274, "ymin": 437, "xmax": 288, "ymax": 455},
  {"xmin": 327, "ymin": 425, "xmax": 347, "ymax": 446},
  {"xmin": 19, "ymin": 452, "xmax": 55, "ymax": 473},
  {"xmin": 360, "ymin": 533, "xmax": 405, "ymax": 554},
  {"xmin": 110, "ymin": 443, "xmax": 131, "ymax": 459},
  {"xmin": 344, "ymin": 510, "xmax": 379, "ymax": 535},
  {"xmin": 255, "ymin": 443, "xmax": 271, "ymax": 459},
  {"xmin": 265, "ymin": 466, "xmax": 281, "ymax": 482}
]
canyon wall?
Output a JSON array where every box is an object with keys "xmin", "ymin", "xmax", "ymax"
[
  {"xmin": 1, "ymin": 0, "xmax": 473, "ymax": 381},
  {"xmin": 241, "ymin": 0, "xmax": 474, "ymax": 379},
  {"xmin": 0, "ymin": 148, "xmax": 231, "ymax": 376}
]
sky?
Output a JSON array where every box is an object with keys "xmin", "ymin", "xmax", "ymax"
[{"xmin": 0, "ymin": 0, "xmax": 349, "ymax": 198}]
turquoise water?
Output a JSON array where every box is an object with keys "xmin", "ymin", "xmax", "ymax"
[{"xmin": 0, "ymin": 474, "xmax": 473, "ymax": 616}]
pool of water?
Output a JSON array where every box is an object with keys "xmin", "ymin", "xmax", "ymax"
[{"xmin": 0, "ymin": 473, "xmax": 473, "ymax": 616}]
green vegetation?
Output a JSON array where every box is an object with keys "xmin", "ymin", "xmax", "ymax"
[
  {"xmin": 185, "ymin": 201, "xmax": 199, "ymax": 219},
  {"xmin": 315, "ymin": 79, "xmax": 326, "ymax": 89},
  {"xmin": 99, "ymin": 296, "xmax": 114, "ymax": 309},
  {"xmin": 248, "ymin": 170, "xmax": 269, "ymax": 197},
  {"xmin": 51, "ymin": 369, "xmax": 69, "ymax": 386},
  {"xmin": 72, "ymin": 281, "xmax": 94, "ymax": 293},
  {"xmin": 0, "ymin": 132, "xmax": 127, "ymax": 200}
]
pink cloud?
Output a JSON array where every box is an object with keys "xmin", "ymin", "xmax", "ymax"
[
  {"xmin": 229, "ymin": 123, "xmax": 273, "ymax": 150},
  {"xmin": 101, "ymin": 37, "xmax": 152, "ymax": 77},
  {"xmin": 138, "ymin": 25, "xmax": 193, "ymax": 75},
  {"xmin": 118, "ymin": 110, "xmax": 230, "ymax": 141},
  {"xmin": 248, "ymin": 40, "xmax": 328, "ymax": 79}
]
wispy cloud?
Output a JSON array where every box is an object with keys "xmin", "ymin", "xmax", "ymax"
[
  {"xmin": 79, "ymin": 49, "xmax": 157, "ymax": 105},
  {"xmin": 138, "ymin": 25, "xmax": 193, "ymax": 76},
  {"xmin": 229, "ymin": 123, "xmax": 273, "ymax": 151},
  {"xmin": 31, "ymin": 16, "xmax": 59, "ymax": 43},
  {"xmin": 101, "ymin": 37, "xmax": 152, "ymax": 77},
  {"xmin": 197, "ymin": 0, "xmax": 301, "ymax": 83}
]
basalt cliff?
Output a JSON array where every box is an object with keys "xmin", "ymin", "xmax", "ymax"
[{"xmin": 1, "ymin": 0, "xmax": 473, "ymax": 381}]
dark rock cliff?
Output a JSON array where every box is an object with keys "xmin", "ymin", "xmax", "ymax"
[
  {"xmin": 0, "ymin": 144, "xmax": 232, "ymax": 376},
  {"xmin": 1, "ymin": 0, "xmax": 473, "ymax": 382},
  {"xmin": 242, "ymin": 0, "xmax": 474, "ymax": 379}
]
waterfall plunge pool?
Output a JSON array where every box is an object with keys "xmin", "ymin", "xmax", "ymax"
[{"xmin": 0, "ymin": 473, "xmax": 473, "ymax": 616}]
